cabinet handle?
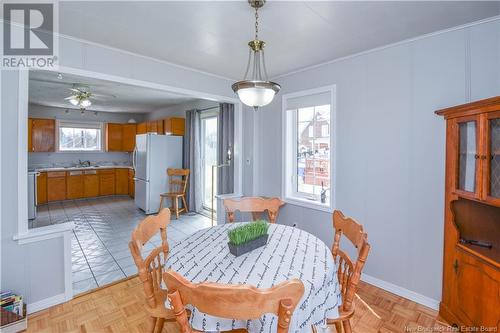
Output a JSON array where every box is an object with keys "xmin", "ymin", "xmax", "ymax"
[
  {"xmin": 453, "ymin": 259, "xmax": 459, "ymax": 274},
  {"xmin": 474, "ymin": 154, "xmax": 480, "ymax": 159},
  {"xmin": 481, "ymin": 155, "xmax": 487, "ymax": 160}
]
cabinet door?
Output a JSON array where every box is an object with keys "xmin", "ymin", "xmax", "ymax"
[
  {"xmin": 47, "ymin": 172, "xmax": 66, "ymax": 202},
  {"xmin": 122, "ymin": 124, "xmax": 137, "ymax": 152},
  {"xmin": 28, "ymin": 118, "xmax": 33, "ymax": 151},
  {"xmin": 455, "ymin": 117, "xmax": 481, "ymax": 199},
  {"xmin": 67, "ymin": 172, "xmax": 84, "ymax": 199},
  {"xmin": 137, "ymin": 122, "xmax": 147, "ymax": 135},
  {"xmin": 115, "ymin": 168, "xmax": 129, "ymax": 195},
  {"xmin": 32, "ymin": 119, "xmax": 55, "ymax": 152},
  {"xmin": 37, "ymin": 172, "xmax": 47, "ymax": 205},
  {"xmin": 156, "ymin": 120, "xmax": 164, "ymax": 134},
  {"xmin": 99, "ymin": 171, "xmax": 115, "ymax": 196},
  {"xmin": 171, "ymin": 118, "xmax": 185, "ymax": 135},
  {"xmin": 454, "ymin": 251, "xmax": 500, "ymax": 328},
  {"xmin": 483, "ymin": 111, "xmax": 500, "ymax": 206},
  {"xmin": 128, "ymin": 169, "xmax": 135, "ymax": 198},
  {"xmin": 106, "ymin": 123, "xmax": 123, "ymax": 151},
  {"xmin": 147, "ymin": 121, "xmax": 158, "ymax": 133},
  {"xmin": 84, "ymin": 173, "xmax": 99, "ymax": 197}
]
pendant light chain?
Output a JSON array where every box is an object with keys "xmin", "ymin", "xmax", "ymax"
[{"xmin": 255, "ymin": 7, "xmax": 259, "ymax": 40}]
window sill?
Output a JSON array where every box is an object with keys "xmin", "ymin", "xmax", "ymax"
[
  {"xmin": 283, "ymin": 196, "xmax": 333, "ymax": 213},
  {"xmin": 14, "ymin": 222, "xmax": 74, "ymax": 244}
]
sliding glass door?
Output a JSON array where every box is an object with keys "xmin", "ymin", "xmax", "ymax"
[{"xmin": 201, "ymin": 114, "xmax": 218, "ymax": 211}]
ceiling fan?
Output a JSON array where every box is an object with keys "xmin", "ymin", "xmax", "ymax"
[{"xmin": 64, "ymin": 85, "xmax": 116, "ymax": 108}]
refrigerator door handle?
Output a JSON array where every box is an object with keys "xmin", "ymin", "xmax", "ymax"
[{"xmin": 132, "ymin": 146, "xmax": 137, "ymax": 171}]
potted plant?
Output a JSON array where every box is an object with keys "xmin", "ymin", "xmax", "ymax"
[{"xmin": 228, "ymin": 220, "xmax": 269, "ymax": 257}]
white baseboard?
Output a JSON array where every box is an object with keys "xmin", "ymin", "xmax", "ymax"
[
  {"xmin": 361, "ymin": 273, "xmax": 440, "ymax": 310},
  {"xmin": 27, "ymin": 293, "xmax": 67, "ymax": 314}
]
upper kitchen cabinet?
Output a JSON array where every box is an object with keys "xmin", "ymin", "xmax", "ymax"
[
  {"xmin": 122, "ymin": 124, "xmax": 137, "ymax": 152},
  {"xmin": 136, "ymin": 122, "xmax": 147, "ymax": 134},
  {"xmin": 164, "ymin": 117, "xmax": 185, "ymax": 136},
  {"xmin": 106, "ymin": 123, "xmax": 123, "ymax": 151},
  {"xmin": 136, "ymin": 120, "xmax": 164, "ymax": 135},
  {"xmin": 105, "ymin": 123, "xmax": 137, "ymax": 152},
  {"xmin": 29, "ymin": 118, "xmax": 55, "ymax": 152}
]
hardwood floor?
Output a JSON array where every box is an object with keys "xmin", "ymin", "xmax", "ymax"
[{"xmin": 27, "ymin": 276, "xmax": 450, "ymax": 333}]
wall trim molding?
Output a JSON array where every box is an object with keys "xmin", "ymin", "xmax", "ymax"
[
  {"xmin": 273, "ymin": 15, "xmax": 500, "ymax": 80},
  {"xmin": 27, "ymin": 293, "xmax": 67, "ymax": 314},
  {"xmin": 361, "ymin": 273, "xmax": 440, "ymax": 310}
]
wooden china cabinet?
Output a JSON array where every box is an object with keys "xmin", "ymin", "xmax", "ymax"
[{"xmin": 436, "ymin": 96, "xmax": 500, "ymax": 329}]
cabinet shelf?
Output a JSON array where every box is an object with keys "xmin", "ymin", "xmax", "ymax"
[{"xmin": 456, "ymin": 243, "xmax": 500, "ymax": 270}]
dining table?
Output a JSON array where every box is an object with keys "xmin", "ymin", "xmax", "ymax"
[{"xmin": 165, "ymin": 222, "xmax": 341, "ymax": 333}]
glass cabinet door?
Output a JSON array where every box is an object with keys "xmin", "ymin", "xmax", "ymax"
[
  {"xmin": 457, "ymin": 120, "xmax": 479, "ymax": 196},
  {"xmin": 487, "ymin": 115, "xmax": 500, "ymax": 200}
]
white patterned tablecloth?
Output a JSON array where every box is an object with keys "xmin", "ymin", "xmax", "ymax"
[{"xmin": 165, "ymin": 223, "xmax": 341, "ymax": 333}]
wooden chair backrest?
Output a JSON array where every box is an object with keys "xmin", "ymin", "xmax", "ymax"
[
  {"xmin": 167, "ymin": 168, "xmax": 189, "ymax": 194},
  {"xmin": 223, "ymin": 197, "xmax": 285, "ymax": 223},
  {"xmin": 164, "ymin": 270, "xmax": 304, "ymax": 333},
  {"xmin": 331, "ymin": 210, "xmax": 370, "ymax": 313},
  {"xmin": 129, "ymin": 208, "xmax": 171, "ymax": 312}
]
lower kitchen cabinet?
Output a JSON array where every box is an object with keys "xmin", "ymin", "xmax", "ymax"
[
  {"xmin": 115, "ymin": 168, "xmax": 129, "ymax": 195},
  {"xmin": 47, "ymin": 171, "xmax": 66, "ymax": 202},
  {"xmin": 128, "ymin": 169, "xmax": 135, "ymax": 198},
  {"xmin": 84, "ymin": 171, "xmax": 99, "ymax": 198},
  {"xmin": 67, "ymin": 171, "xmax": 84, "ymax": 199},
  {"xmin": 99, "ymin": 170, "xmax": 115, "ymax": 196},
  {"xmin": 37, "ymin": 172, "xmax": 47, "ymax": 205}
]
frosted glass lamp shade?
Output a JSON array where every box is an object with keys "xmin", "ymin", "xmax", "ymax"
[{"xmin": 232, "ymin": 80, "xmax": 280, "ymax": 108}]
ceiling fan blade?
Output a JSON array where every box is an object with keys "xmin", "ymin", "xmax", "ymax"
[
  {"xmin": 91, "ymin": 93, "xmax": 116, "ymax": 99},
  {"xmin": 64, "ymin": 96, "xmax": 77, "ymax": 100}
]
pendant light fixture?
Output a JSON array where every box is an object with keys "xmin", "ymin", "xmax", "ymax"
[{"xmin": 232, "ymin": 0, "xmax": 280, "ymax": 110}]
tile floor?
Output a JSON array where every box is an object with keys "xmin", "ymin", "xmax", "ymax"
[{"xmin": 32, "ymin": 196, "xmax": 212, "ymax": 295}]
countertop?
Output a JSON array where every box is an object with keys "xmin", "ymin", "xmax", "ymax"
[{"xmin": 30, "ymin": 165, "xmax": 133, "ymax": 172}]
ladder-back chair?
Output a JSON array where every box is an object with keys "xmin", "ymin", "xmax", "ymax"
[
  {"xmin": 159, "ymin": 168, "xmax": 190, "ymax": 219},
  {"xmin": 223, "ymin": 196, "xmax": 285, "ymax": 223}
]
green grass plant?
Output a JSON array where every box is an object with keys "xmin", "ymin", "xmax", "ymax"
[{"xmin": 228, "ymin": 220, "xmax": 269, "ymax": 246}]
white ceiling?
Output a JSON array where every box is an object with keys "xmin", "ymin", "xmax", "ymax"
[
  {"xmin": 29, "ymin": 70, "xmax": 197, "ymax": 113},
  {"xmin": 58, "ymin": 1, "xmax": 500, "ymax": 79}
]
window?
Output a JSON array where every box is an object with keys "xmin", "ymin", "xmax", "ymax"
[
  {"xmin": 283, "ymin": 86, "xmax": 335, "ymax": 212},
  {"xmin": 57, "ymin": 121, "xmax": 103, "ymax": 151}
]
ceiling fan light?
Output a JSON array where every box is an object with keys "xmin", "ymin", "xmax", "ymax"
[
  {"xmin": 69, "ymin": 98, "xmax": 79, "ymax": 106},
  {"xmin": 80, "ymin": 99, "xmax": 92, "ymax": 107}
]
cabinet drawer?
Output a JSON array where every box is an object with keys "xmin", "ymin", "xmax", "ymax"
[
  {"xmin": 98, "ymin": 169, "xmax": 115, "ymax": 175},
  {"xmin": 47, "ymin": 171, "xmax": 66, "ymax": 178}
]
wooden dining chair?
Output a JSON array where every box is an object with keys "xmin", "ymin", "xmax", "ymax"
[
  {"xmin": 164, "ymin": 270, "xmax": 305, "ymax": 333},
  {"xmin": 312, "ymin": 210, "xmax": 371, "ymax": 333},
  {"xmin": 129, "ymin": 208, "xmax": 176, "ymax": 333},
  {"xmin": 159, "ymin": 168, "xmax": 190, "ymax": 219},
  {"xmin": 223, "ymin": 196, "xmax": 285, "ymax": 223}
]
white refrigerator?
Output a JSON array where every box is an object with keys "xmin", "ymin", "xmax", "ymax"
[{"xmin": 133, "ymin": 134, "xmax": 183, "ymax": 214}]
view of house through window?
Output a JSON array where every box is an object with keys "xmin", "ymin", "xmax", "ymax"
[
  {"xmin": 297, "ymin": 104, "xmax": 331, "ymax": 202},
  {"xmin": 58, "ymin": 121, "xmax": 102, "ymax": 151}
]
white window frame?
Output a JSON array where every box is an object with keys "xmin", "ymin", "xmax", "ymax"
[
  {"xmin": 56, "ymin": 120, "xmax": 105, "ymax": 152},
  {"xmin": 282, "ymin": 85, "xmax": 336, "ymax": 213}
]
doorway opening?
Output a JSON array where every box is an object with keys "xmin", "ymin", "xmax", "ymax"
[{"xmin": 200, "ymin": 112, "xmax": 219, "ymax": 214}]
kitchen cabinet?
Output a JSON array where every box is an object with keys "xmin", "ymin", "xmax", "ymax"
[
  {"xmin": 122, "ymin": 124, "xmax": 137, "ymax": 152},
  {"xmin": 115, "ymin": 168, "xmax": 129, "ymax": 195},
  {"xmin": 47, "ymin": 171, "xmax": 66, "ymax": 202},
  {"xmin": 83, "ymin": 170, "xmax": 99, "ymax": 198},
  {"xmin": 30, "ymin": 118, "xmax": 55, "ymax": 152},
  {"xmin": 128, "ymin": 169, "xmax": 135, "ymax": 198},
  {"xmin": 37, "ymin": 172, "xmax": 47, "ymax": 205},
  {"xmin": 99, "ymin": 169, "xmax": 115, "ymax": 196},
  {"xmin": 136, "ymin": 122, "xmax": 147, "ymax": 135},
  {"xmin": 106, "ymin": 123, "xmax": 123, "ymax": 152},
  {"xmin": 164, "ymin": 117, "xmax": 185, "ymax": 136},
  {"xmin": 66, "ymin": 171, "xmax": 84, "ymax": 199}
]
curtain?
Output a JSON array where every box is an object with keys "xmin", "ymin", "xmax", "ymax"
[
  {"xmin": 184, "ymin": 109, "xmax": 203, "ymax": 212},
  {"xmin": 217, "ymin": 103, "xmax": 235, "ymax": 195}
]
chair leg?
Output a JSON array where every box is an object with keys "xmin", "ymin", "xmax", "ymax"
[
  {"xmin": 153, "ymin": 317, "xmax": 165, "ymax": 333},
  {"xmin": 158, "ymin": 196, "xmax": 164, "ymax": 213},
  {"xmin": 174, "ymin": 197, "xmax": 179, "ymax": 219},
  {"xmin": 334, "ymin": 322, "xmax": 343, "ymax": 333},
  {"xmin": 342, "ymin": 320, "xmax": 352, "ymax": 333},
  {"xmin": 147, "ymin": 316, "xmax": 157, "ymax": 333},
  {"xmin": 181, "ymin": 195, "xmax": 188, "ymax": 214}
]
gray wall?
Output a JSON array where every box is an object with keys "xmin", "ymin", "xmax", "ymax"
[
  {"xmin": 28, "ymin": 104, "xmax": 146, "ymax": 167},
  {"xmin": 255, "ymin": 19, "xmax": 500, "ymax": 302},
  {"xmin": 146, "ymin": 99, "xmax": 219, "ymax": 121},
  {"xmin": 1, "ymin": 32, "xmax": 237, "ymax": 307}
]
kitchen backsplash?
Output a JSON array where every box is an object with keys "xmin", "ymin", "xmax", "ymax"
[{"xmin": 29, "ymin": 152, "xmax": 132, "ymax": 169}]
